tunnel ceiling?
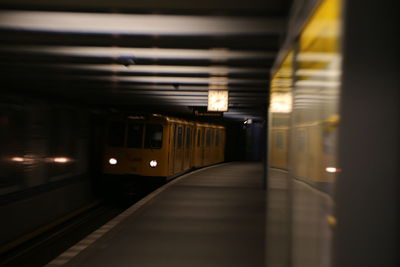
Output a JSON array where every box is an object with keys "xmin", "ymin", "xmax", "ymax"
[{"xmin": 0, "ymin": 0, "xmax": 291, "ymax": 121}]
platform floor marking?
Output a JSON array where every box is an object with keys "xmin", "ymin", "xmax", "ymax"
[{"xmin": 46, "ymin": 163, "xmax": 231, "ymax": 266}]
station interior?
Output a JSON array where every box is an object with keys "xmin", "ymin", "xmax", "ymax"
[{"xmin": 0, "ymin": 0, "xmax": 398, "ymax": 267}]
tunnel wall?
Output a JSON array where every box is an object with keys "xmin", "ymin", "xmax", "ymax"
[
  {"xmin": 245, "ymin": 122, "xmax": 266, "ymax": 161},
  {"xmin": 224, "ymin": 121, "xmax": 246, "ymax": 161},
  {"xmin": 0, "ymin": 95, "xmax": 96, "ymax": 246}
]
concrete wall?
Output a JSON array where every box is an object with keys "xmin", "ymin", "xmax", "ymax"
[
  {"xmin": 0, "ymin": 95, "xmax": 97, "ymax": 246},
  {"xmin": 0, "ymin": 179, "xmax": 94, "ymax": 245}
]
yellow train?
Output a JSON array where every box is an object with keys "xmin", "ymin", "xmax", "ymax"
[{"xmin": 102, "ymin": 114, "xmax": 225, "ymax": 181}]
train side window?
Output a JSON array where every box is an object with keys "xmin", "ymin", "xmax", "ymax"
[
  {"xmin": 144, "ymin": 124, "xmax": 163, "ymax": 149},
  {"xmin": 186, "ymin": 127, "xmax": 191, "ymax": 148},
  {"xmin": 108, "ymin": 121, "xmax": 126, "ymax": 147},
  {"xmin": 127, "ymin": 123, "xmax": 144, "ymax": 148},
  {"xmin": 177, "ymin": 126, "xmax": 183, "ymax": 148}
]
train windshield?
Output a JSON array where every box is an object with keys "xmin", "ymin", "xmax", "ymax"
[
  {"xmin": 108, "ymin": 121, "xmax": 125, "ymax": 147},
  {"xmin": 144, "ymin": 124, "xmax": 163, "ymax": 149},
  {"xmin": 127, "ymin": 123, "xmax": 144, "ymax": 148}
]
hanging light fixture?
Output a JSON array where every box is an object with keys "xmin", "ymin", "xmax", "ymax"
[{"xmin": 208, "ymin": 90, "xmax": 229, "ymax": 112}]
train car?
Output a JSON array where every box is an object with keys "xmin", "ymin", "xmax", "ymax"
[
  {"xmin": 102, "ymin": 114, "xmax": 225, "ymax": 183},
  {"xmin": 192, "ymin": 122, "xmax": 226, "ymax": 167}
]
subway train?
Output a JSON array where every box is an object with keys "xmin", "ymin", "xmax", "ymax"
[{"xmin": 102, "ymin": 114, "xmax": 225, "ymax": 184}]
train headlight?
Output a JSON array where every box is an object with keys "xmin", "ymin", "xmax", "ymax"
[
  {"xmin": 53, "ymin": 157, "xmax": 70, "ymax": 163},
  {"xmin": 326, "ymin": 167, "xmax": 340, "ymax": 173},
  {"xmin": 109, "ymin": 158, "xmax": 117, "ymax": 165},
  {"xmin": 11, "ymin": 157, "xmax": 25, "ymax": 162},
  {"xmin": 149, "ymin": 160, "xmax": 158, "ymax": 168}
]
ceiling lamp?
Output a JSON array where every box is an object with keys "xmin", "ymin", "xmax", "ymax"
[
  {"xmin": 208, "ymin": 90, "xmax": 229, "ymax": 112},
  {"xmin": 270, "ymin": 92, "xmax": 292, "ymax": 113}
]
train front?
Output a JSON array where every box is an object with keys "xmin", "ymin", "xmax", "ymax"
[{"xmin": 102, "ymin": 115, "xmax": 169, "ymax": 181}]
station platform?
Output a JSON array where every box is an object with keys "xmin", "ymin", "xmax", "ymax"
[{"xmin": 47, "ymin": 162, "xmax": 266, "ymax": 267}]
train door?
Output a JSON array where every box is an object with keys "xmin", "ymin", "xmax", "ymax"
[
  {"xmin": 192, "ymin": 127, "xmax": 200, "ymax": 167},
  {"xmin": 191, "ymin": 127, "xmax": 196, "ymax": 167},
  {"xmin": 173, "ymin": 124, "xmax": 184, "ymax": 173},
  {"xmin": 203, "ymin": 128, "xmax": 209, "ymax": 165},
  {"xmin": 181, "ymin": 126, "xmax": 186, "ymax": 170},
  {"xmin": 199, "ymin": 127, "xmax": 205, "ymax": 166},
  {"xmin": 215, "ymin": 129, "xmax": 220, "ymax": 162},
  {"xmin": 197, "ymin": 127, "xmax": 202, "ymax": 166},
  {"xmin": 219, "ymin": 129, "xmax": 225, "ymax": 162},
  {"xmin": 201, "ymin": 128, "xmax": 207, "ymax": 165},
  {"xmin": 196, "ymin": 127, "xmax": 201, "ymax": 167},
  {"xmin": 209, "ymin": 128, "xmax": 213, "ymax": 164},
  {"xmin": 173, "ymin": 124, "xmax": 179, "ymax": 173},
  {"xmin": 221, "ymin": 129, "xmax": 226, "ymax": 161},
  {"xmin": 190, "ymin": 126, "xmax": 195, "ymax": 167},
  {"xmin": 213, "ymin": 129, "xmax": 218, "ymax": 163},
  {"xmin": 183, "ymin": 126, "xmax": 192, "ymax": 170},
  {"xmin": 209, "ymin": 129, "xmax": 215, "ymax": 164},
  {"xmin": 168, "ymin": 124, "xmax": 176, "ymax": 175}
]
